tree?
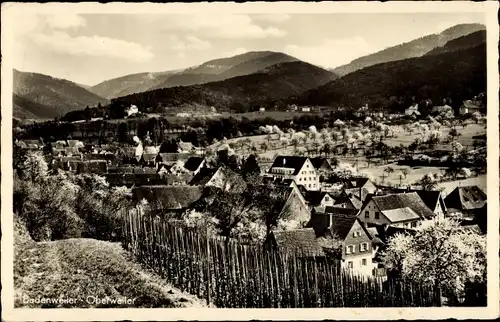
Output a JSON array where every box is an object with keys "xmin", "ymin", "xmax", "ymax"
[
  {"xmin": 384, "ymin": 166, "xmax": 395, "ymax": 179},
  {"xmin": 242, "ymin": 154, "xmax": 261, "ymax": 180},
  {"xmin": 254, "ymin": 185, "xmax": 293, "ymax": 239},
  {"xmin": 415, "ymin": 174, "xmax": 438, "ymax": 191},
  {"xmin": 18, "ymin": 151, "xmax": 48, "ymax": 183},
  {"xmin": 259, "ymin": 141, "xmax": 268, "ymax": 152},
  {"xmin": 381, "ymin": 218, "xmax": 486, "ymax": 304}
]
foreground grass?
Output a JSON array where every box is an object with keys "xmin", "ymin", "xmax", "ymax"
[{"xmin": 14, "ymin": 222, "xmax": 206, "ymax": 308}]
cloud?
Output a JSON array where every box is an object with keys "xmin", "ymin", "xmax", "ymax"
[
  {"xmin": 44, "ymin": 13, "xmax": 87, "ymax": 30},
  {"xmin": 31, "ymin": 31, "xmax": 154, "ymax": 63},
  {"xmin": 163, "ymin": 14, "xmax": 286, "ymax": 39},
  {"xmin": 168, "ymin": 35, "xmax": 212, "ymax": 53},
  {"xmin": 285, "ymin": 36, "xmax": 380, "ymax": 68},
  {"xmin": 252, "ymin": 14, "xmax": 290, "ymax": 23}
]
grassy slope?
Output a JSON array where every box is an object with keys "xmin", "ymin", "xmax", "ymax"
[{"xmin": 14, "ymin": 219, "xmax": 206, "ymax": 308}]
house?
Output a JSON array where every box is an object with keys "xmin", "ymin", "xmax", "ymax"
[
  {"xmin": 267, "ymin": 228, "xmax": 325, "ymax": 257},
  {"xmin": 141, "ymin": 146, "xmax": 158, "ymax": 166},
  {"xmin": 444, "ymin": 185, "xmax": 487, "ymax": 219},
  {"xmin": 328, "ymin": 215, "xmax": 376, "ymax": 276},
  {"xmin": 267, "ymin": 156, "xmax": 320, "ymax": 191},
  {"xmin": 178, "ymin": 140, "xmax": 195, "ymax": 154},
  {"xmin": 431, "ymin": 104, "xmax": 453, "ymax": 115},
  {"xmin": 67, "ymin": 140, "xmax": 84, "ymax": 148},
  {"xmin": 300, "ymin": 188, "xmax": 335, "ymax": 210},
  {"xmin": 459, "ymin": 100, "xmax": 482, "ymax": 115},
  {"xmin": 412, "ymin": 190, "xmax": 446, "ymax": 217},
  {"xmin": 341, "ymin": 177, "xmax": 377, "ymax": 202},
  {"xmin": 309, "ymin": 205, "xmax": 359, "ymax": 236},
  {"xmin": 132, "ymin": 185, "xmax": 203, "ymax": 210},
  {"xmin": 157, "ymin": 164, "xmax": 172, "ymax": 176},
  {"xmin": 310, "ymin": 157, "xmax": 333, "ymax": 172},
  {"xmin": 182, "ymin": 157, "xmax": 205, "ymax": 175},
  {"xmin": 54, "ymin": 140, "xmax": 68, "ymax": 149},
  {"xmin": 301, "ymin": 107, "xmax": 311, "ymax": 112},
  {"xmin": 358, "ymin": 192, "xmax": 436, "ymax": 229},
  {"xmin": 125, "ymin": 105, "xmax": 139, "ymax": 117},
  {"xmin": 405, "ymin": 103, "xmax": 420, "ymax": 116},
  {"xmin": 333, "ymin": 189, "xmax": 363, "ymax": 210},
  {"xmin": 391, "ymin": 188, "xmax": 446, "ymax": 217},
  {"xmin": 64, "ymin": 147, "xmax": 81, "ymax": 157},
  {"xmin": 259, "ymin": 107, "xmax": 266, "ymax": 112}
]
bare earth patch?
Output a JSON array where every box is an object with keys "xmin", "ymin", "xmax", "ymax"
[{"xmin": 14, "ymin": 233, "xmax": 207, "ymax": 308}]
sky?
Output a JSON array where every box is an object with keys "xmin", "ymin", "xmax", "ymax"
[{"xmin": 12, "ymin": 12, "xmax": 485, "ymax": 86}]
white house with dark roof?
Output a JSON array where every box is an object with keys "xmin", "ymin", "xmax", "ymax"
[
  {"xmin": 405, "ymin": 103, "xmax": 420, "ymax": 116},
  {"xmin": 358, "ymin": 192, "xmax": 436, "ymax": 229},
  {"xmin": 267, "ymin": 156, "xmax": 320, "ymax": 191}
]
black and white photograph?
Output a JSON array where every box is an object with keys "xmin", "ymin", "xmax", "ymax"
[{"xmin": 1, "ymin": 1, "xmax": 498, "ymax": 320}]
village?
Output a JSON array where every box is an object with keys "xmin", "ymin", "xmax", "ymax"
[{"xmin": 13, "ymin": 96, "xmax": 487, "ymax": 283}]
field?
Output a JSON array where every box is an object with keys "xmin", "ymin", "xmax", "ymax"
[{"xmin": 210, "ymin": 121, "xmax": 485, "ymax": 191}]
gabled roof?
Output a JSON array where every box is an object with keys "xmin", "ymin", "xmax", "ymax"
[
  {"xmin": 272, "ymin": 228, "xmax": 324, "ymax": 256},
  {"xmin": 462, "ymin": 100, "xmax": 481, "ymax": 109},
  {"xmin": 336, "ymin": 189, "xmax": 363, "ymax": 210},
  {"xmin": 342, "ymin": 177, "xmax": 371, "ymax": 189},
  {"xmin": 178, "ymin": 141, "xmax": 194, "ymax": 151},
  {"xmin": 302, "ymin": 190, "xmax": 332, "ymax": 206},
  {"xmin": 310, "ymin": 157, "xmax": 332, "ymax": 171},
  {"xmin": 444, "ymin": 185, "xmax": 486, "ymax": 211},
  {"xmin": 381, "ymin": 207, "xmax": 421, "ymax": 223},
  {"xmin": 269, "ymin": 156, "xmax": 308, "ymax": 175},
  {"xmin": 329, "ymin": 215, "xmax": 358, "ymax": 239},
  {"xmin": 189, "ymin": 167, "xmax": 218, "ymax": 186},
  {"xmin": 369, "ymin": 192, "xmax": 436, "ymax": 220},
  {"xmin": 67, "ymin": 140, "xmax": 83, "ymax": 148},
  {"xmin": 413, "ymin": 190, "xmax": 443, "ymax": 212},
  {"xmin": 183, "ymin": 157, "xmax": 204, "ymax": 172}
]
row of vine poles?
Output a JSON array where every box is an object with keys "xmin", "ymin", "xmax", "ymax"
[{"xmin": 122, "ymin": 211, "xmax": 440, "ymax": 308}]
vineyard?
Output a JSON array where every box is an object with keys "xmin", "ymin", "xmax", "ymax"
[{"xmin": 121, "ymin": 211, "xmax": 441, "ymax": 308}]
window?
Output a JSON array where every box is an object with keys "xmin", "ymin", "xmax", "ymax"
[
  {"xmin": 360, "ymin": 242, "xmax": 368, "ymax": 251},
  {"xmin": 365, "ymin": 211, "xmax": 369, "ymax": 218},
  {"xmin": 347, "ymin": 261, "xmax": 353, "ymax": 269},
  {"xmin": 362, "ymin": 259, "xmax": 367, "ymax": 266},
  {"xmin": 325, "ymin": 196, "xmax": 329, "ymax": 201},
  {"xmin": 375, "ymin": 212, "xmax": 380, "ymax": 219},
  {"xmin": 411, "ymin": 222, "xmax": 417, "ymax": 228},
  {"xmin": 346, "ymin": 245, "xmax": 354, "ymax": 254},
  {"xmin": 353, "ymin": 231, "xmax": 361, "ymax": 237},
  {"xmin": 308, "ymin": 184, "xmax": 311, "ymax": 188}
]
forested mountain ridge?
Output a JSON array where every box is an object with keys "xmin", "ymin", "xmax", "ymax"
[
  {"xmin": 89, "ymin": 51, "xmax": 299, "ymax": 99},
  {"xmin": 13, "ymin": 69, "xmax": 109, "ymax": 119},
  {"xmin": 332, "ymin": 23, "xmax": 485, "ymax": 76},
  {"xmin": 292, "ymin": 41, "xmax": 486, "ymax": 112}
]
